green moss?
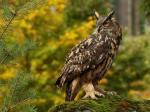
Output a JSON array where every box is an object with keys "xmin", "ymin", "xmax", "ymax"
[{"xmin": 49, "ymin": 95, "xmax": 150, "ymax": 112}]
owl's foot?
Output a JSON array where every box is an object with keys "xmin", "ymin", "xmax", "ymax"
[
  {"xmin": 82, "ymin": 90, "xmax": 105, "ymax": 99},
  {"xmin": 94, "ymin": 84, "xmax": 117, "ymax": 96},
  {"xmin": 93, "ymin": 84, "xmax": 106, "ymax": 95},
  {"xmin": 106, "ymin": 91, "xmax": 117, "ymax": 96},
  {"xmin": 94, "ymin": 91, "xmax": 105, "ymax": 97},
  {"xmin": 82, "ymin": 83, "xmax": 106, "ymax": 99},
  {"xmin": 82, "ymin": 83, "xmax": 98, "ymax": 99},
  {"xmin": 82, "ymin": 91, "xmax": 97, "ymax": 99}
]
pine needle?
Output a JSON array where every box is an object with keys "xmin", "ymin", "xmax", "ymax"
[{"xmin": 0, "ymin": 70, "xmax": 36, "ymax": 112}]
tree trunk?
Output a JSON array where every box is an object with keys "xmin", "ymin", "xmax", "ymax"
[
  {"xmin": 129, "ymin": 0, "xmax": 145, "ymax": 36},
  {"xmin": 49, "ymin": 95, "xmax": 150, "ymax": 112},
  {"xmin": 113, "ymin": 0, "xmax": 129, "ymax": 27},
  {"xmin": 113, "ymin": 0, "xmax": 145, "ymax": 36}
]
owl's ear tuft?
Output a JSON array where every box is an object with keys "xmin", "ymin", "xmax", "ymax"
[
  {"xmin": 101, "ymin": 10, "xmax": 115, "ymax": 25},
  {"xmin": 104, "ymin": 11, "xmax": 115, "ymax": 22},
  {"xmin": 94, "ymin": 10, "xmax": 100, "ymax": 20},
  {"xmin": 107, "ymin": 10, "xmax": 115, "ymax": 20}
]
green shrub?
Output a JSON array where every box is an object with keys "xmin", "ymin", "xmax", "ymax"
[{"xmin": 105, "ymin": 35, "xmax": 150, "ymax": 98}]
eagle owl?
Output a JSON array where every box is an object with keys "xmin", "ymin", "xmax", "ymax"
[{"xmin": 56, "ymin": 11, "xmax": 122, "ymax": 101}]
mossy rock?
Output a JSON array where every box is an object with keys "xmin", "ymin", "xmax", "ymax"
[{"xmin": 49, "ymin": 95, "xmax": 150, "ymax": 112}]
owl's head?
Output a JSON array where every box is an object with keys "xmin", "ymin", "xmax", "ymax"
[{"xmin": 94, "ymin": 10, "xmax": 115, "ymax": 30}]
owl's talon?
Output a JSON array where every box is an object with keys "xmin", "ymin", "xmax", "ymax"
[
  {"xmin": 94, "ymin": 91, "xmax": 105, "ymax": 97},
  {"xmin": 82, "ymin": 92, "xmax": 98, "ymax": 99},
  {"xmin": 106, "ymin": 91, "xmax": 117, "ymax": 96}
]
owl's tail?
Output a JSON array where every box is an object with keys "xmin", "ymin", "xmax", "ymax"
[
  {"xmin": 55, "ymin": 75, "xmax": 67, "ymax": 88},
  {"xmin": 56, "ymin": 65, "xmax": 69, "ymax": 88}
]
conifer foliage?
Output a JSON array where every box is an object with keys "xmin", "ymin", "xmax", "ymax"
[
  {"xmin": 0, "ymin": 0, "xmax": 44, "ymax": 64},
  {"xmin": 1, "ymin": 71, "xmax": 36, "ymax": 112},
  {"xmin": 0, "ymin": 0, "xmax": 46, "ymax": 112}
]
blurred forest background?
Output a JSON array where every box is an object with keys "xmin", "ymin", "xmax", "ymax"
[{"xmin": 0, "ymin": 0, "xmax": 150, "ymax": 112}]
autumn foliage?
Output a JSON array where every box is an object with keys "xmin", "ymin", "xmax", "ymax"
[{"xmin": 0, "ymin": 0, "xmax": 150, "ymax": 112}]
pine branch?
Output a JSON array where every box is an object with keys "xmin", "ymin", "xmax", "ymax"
[
  {"xmin": 0, "ymin": 0, "xmax": 46, "ymax": 65},
  {"xmin": 0, "ymin": 35, "xmax": 37, "ymax": 65},
  {"xmin": 0, "ymin": 70, "xmax": 36, "ymax": 112},
  {"xmin": 0, "ymin": 0, "xmax": 46, "ymax": 39},
  {"xmin": 0, "ymin": 47, "xmax": 13, "ymax": 64},
  {"xmin": 0, "ymin": 1, "xmax": 47, "ymax": 112},
  {"xmin": 0, "ymin": 53, "xmax": 10, "ymax": 64},
  {"xmin": 0, "ymin": 11, "xmax": 17, "ymax": 39},
  {"xmin": 8, "ymin": 98, "xmax": 30, "ymax": 112}
]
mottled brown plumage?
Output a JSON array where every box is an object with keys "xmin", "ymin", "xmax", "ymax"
[{"xmin": 56, "ymin": 11, "xmax": 122, "ymax": 101}]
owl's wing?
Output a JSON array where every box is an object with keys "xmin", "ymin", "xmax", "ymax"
[{"xmin": 61, "ymin": 34, "xmax": 111, "ymax": 81}]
